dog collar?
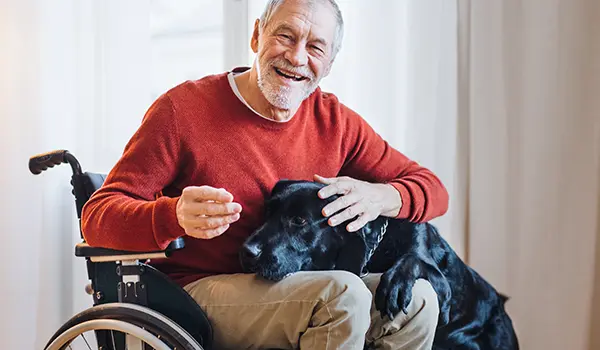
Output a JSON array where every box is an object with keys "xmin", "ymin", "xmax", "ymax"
[{"xmin": 360, "ymin": 219, "xmax": 389, "ymax": 277}]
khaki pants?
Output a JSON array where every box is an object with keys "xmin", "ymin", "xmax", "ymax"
[{"xmin": 184, "ymin": 271, "xmax": 438, "ymax": 350}]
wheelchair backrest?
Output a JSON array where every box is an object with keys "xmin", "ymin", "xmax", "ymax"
[{"xmin": 72, "ymin": 172, "xmax": 107, "ymax": 221}]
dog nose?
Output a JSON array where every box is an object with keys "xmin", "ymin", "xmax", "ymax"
[{"xmin": 241, "ymin": 243, "xmax": 262, "ymax": 261}]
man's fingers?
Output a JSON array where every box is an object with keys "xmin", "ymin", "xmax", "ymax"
[
  {"xmin": 188, "ymin": 213, "xmax": 240, "ymax": 230},
  {"xmin": 328, "ymin": 203, "xmax": 365, "ymax": 227},
  {"xmin": 183, "ymin": 185, "xmax": 234, "ymax": 203},
  {"xmin": 183, "ymin": 201, "xmax": 242, "ymax": 216},
  {"xmin": 313, "ymin": 174, "xmax": 337, "ymax": 185},
  {"xmin": 317, "ymin": 180, "xmax": 354, "ymax": 199},
  {"xmin": 188, "ymin": 224, "xmax": 230, "ymax": 239},
  {"xmin": 346, "ymin": 214, "xmax": 371, "ymax": 232},
  {"xmin": 322, "ymin": 193, "xmax": 360, "ymax": 217},
  {"xmin": 177, "ymin": 186, "xmax": 241, "ymax": 239}
]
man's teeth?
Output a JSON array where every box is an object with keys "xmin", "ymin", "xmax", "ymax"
[{"xmin": 275, "ymin": 68, "xmax": 305, "ymax": 81}]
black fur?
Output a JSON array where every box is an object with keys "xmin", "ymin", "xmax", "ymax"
[{"xmin": 240, "ymin": 180, "xmax": 519, "ymax": 349}]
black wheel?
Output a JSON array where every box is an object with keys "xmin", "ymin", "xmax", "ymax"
[{"xmin": 44, "ymin": 303, "xmax": 204, "ymax": 350}]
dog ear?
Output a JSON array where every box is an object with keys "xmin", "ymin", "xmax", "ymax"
[{"xmin": 335, "ymin": 233, "xmax": 369, "ymax": 276}]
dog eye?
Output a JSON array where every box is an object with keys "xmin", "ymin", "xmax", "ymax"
[{"xmin": 290, "ymin": 216, "xmax": 307, "ymax": 227}]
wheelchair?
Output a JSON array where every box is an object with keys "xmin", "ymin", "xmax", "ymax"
[{"xmin": 29, "ymin": 150, "xmax": 214, "ymax": 350}]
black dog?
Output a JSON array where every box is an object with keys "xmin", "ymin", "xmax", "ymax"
[{"xmin": 240, "ymin": 180, "xmax": 519, "ymax": 349}]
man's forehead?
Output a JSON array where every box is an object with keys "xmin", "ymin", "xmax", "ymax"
[{"xmin": 266, "ymin": 0, "xmax": 337, "ymax": 41}]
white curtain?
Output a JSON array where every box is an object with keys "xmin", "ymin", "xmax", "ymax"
[
  {"xmin": 1, "ymin": 0, "xmax": 153, "ymax": 348},
  {"xmin": 0, "ymin": 1, "xmax": 241, "ymax": 348},
  {"xmin": 459, "ymin": 1, "xmax": 600, "ymax": 349}
]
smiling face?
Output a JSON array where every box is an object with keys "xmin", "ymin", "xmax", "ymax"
[
  {"xmin": 239, "ymin": 181, "xmax": 350, "ymax": 281},
  {"xmin": 251, "ymin": 0, "xmax": 338, "ymax": 110}
]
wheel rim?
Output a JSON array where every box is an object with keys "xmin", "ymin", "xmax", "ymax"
[
  {"xmin": 107, "ymin": 302, "xmax": 203, "ymax": 349},
  {"xmin": 45, "ymin": 319, "xmax": 171, "ymax": 350}
]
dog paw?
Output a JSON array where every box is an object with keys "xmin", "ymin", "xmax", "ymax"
[
  {"xmin": 374, "ymin": 267, "xmax": 416, "ymax": 320},
  {"xmin": 436, "ymin": 278, "xmax": 452, "ymax": 326}
]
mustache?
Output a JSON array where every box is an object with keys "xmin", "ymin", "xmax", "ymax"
[{"xmin": 269, "ymin": 58, "xmax": 315, "ymax": 80}]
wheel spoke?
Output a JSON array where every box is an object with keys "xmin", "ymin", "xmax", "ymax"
[
  {"xmin": 81, "ymin": 333, "xmax": 92, "ymax": 350},
  {"xmin": 111, "ymin": 330, "xmax": 116, "ymax": 349}
]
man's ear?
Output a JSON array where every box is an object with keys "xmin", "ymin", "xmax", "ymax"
[
  {"xmin": 251, "ymin": 19, "xmax": 260, "ymax": 53},
  {"xmin": 323, "ymin": 56, "xmax": 336, "ymax": 77},
  {"xmin": 335, "ymin": 232, "xmax": 368, "ymax": 276}
]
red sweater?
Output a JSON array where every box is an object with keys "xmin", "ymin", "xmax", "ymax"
[{"xmin": 81, "ymin": 69, "xmax": 449, "ymax": 288}]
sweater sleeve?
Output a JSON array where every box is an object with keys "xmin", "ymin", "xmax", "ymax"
[
  {"xmin": 80, "ymin": 93, "xmax": 186, "ymax": 251},
  {"xmin": 338, "ymin": 105, "xmax": 449, "ymax": 223}
]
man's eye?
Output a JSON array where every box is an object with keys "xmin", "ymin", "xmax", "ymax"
[
  {"xmin": 311, "ymin": 45, "xmax": 324, "ymax": 54},
  {"xmin": 290, "ymin": 216, "xmax": 307, "ymax": 226},
  {"xmin": 279, "ymin": 34, "xmax": 292, "ymax": 40}
]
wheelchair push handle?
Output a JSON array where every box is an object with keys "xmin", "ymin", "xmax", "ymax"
[{"xmin": 29, "ymin": 149, "xmax": 82, "ymax": 176}]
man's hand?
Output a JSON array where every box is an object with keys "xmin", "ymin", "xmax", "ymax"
[
  {"xmin": 176, "ymin": 186, "xmax": 242, "ymax": 239},
  {"xmin": 314, "ymin": 174, "xmax": 402, "ymax": 232}
]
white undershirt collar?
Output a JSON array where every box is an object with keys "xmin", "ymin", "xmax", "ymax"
[{"xmin": 227, "ymin": 71, "xmax": 292, "ymax": 124}]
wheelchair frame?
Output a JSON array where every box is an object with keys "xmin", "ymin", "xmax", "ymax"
[{"xmin": 29, "ymin": 150, "xmax": 213, "ymax": 350}]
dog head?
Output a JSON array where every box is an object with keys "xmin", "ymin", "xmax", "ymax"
[{"xmin": 239, "ymin": 180, "xmax": 387, "ymax": 281}]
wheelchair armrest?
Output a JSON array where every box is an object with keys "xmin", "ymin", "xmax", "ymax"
[{"xmin": 76, "ymin": 237, "xmax": 185, "ymax": 262}]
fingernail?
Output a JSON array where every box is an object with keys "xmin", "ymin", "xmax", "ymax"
[
  {"xmin": 322, "ymin": 208, "xmax": 329, "ymax": 216},
  {"xmin": 329, "ymin": 218, "xmax": 337, "ymax": 226}
]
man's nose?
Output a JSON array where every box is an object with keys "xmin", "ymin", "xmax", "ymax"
[{"xmin": 284, "ymin": 43, "xmax": 309, "ymax": 67}]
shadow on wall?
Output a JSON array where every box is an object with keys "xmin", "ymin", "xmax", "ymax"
[
  {"xmin": 589, "ymin": 155, "xmax": 600, "ymax": 349},
  {"xmin": 588, "ymin": 2, "xmax": 600, "ymax": 349}
]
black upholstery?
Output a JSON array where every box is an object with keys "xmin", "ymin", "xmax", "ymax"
[
  {"xmin": 83, "ymin": 172, "xmax": 107, "ymax": 196},
  {"xmin": 71, "ymin": 172, "xmax": 107, "ymax": 221}
]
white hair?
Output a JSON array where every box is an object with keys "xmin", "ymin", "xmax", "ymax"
[{"xmin": 258, "ymin": 0, "xmax": 344, "ymax": 59}]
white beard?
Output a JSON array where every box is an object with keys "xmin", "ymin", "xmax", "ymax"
[{"xmin": 256, "ymin": 57, "xmax": 319, "ymax": 110}]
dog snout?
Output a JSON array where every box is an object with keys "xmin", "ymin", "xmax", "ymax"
[{"xmin": 240, "ymin": 243, "xmax": 262, "ymax": 262}]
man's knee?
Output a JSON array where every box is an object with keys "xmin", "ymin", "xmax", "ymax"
[
  {"xmin": 307, "ymin": 270, "xmax": 372, "ymax": 309},
  {"xmin": 304, "ymin": 270, "xmax": 372, "ymax": 326},
  {"xmin": 296, "ymin": 271, "xmax": 372, "ymax": 348}
]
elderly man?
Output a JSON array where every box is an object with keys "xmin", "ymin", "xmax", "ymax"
[{"xmin": 81, "ymin": 0, "xmax": 449, "ymax": 349}]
